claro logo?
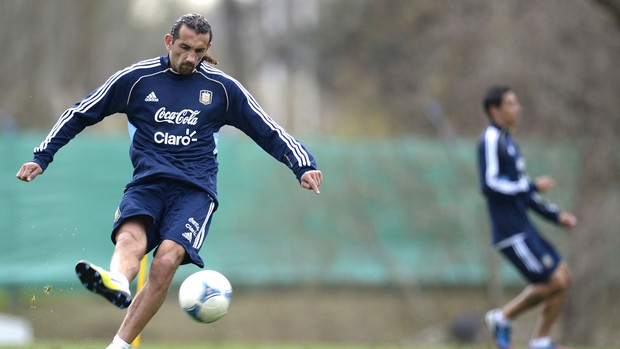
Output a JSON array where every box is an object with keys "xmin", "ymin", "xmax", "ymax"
[
  {"xmin": 154, "ymin": 129, "xmax": 198, "ymax": 146},
  {"xmin": 154, "ymin": 107, "xmax": 200, "ymax": 125}
]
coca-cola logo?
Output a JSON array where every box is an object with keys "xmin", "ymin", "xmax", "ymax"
[{"xmin": 154, "ymin": 107, "xmax": 200, "ymax": 125}]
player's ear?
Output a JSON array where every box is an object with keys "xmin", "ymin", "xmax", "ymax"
[
  {"xmin": 164, "ymin": 34, "xmax": 173, "ymax": 50},
  {"xmin": 489, "ymin": 106, "xmax": 499, "ymax": 122}
]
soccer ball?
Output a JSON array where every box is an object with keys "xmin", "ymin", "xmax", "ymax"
[{"xmin": 178, "ymin": 270, "xmax": 233, "ymax": 323}]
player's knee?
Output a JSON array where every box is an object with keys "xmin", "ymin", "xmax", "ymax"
[
  {"xmin": 115, "ymin": 224, "xmax": 147, "ymax": 249},
  {"xmin": 549, "ymin": 266, "xmax": 572, "ymax": 293},
  {"xmin": 115, "ymin": 230, "xmax": 136, "ymax": 245},
  {"xmin": 114, "ymin": 230, "xmax": 146, "ymax": 254},
  {"xmin": 154, "ymin": 251, "xmax": 182, "ymax": 272},
  {"xmin": 149, "ymin": 257, "xmax": 177, "ymax": 288},
  {"xmin": 150, "ymin": 243, "xmax": 185, "ymax": 286},
  {"xmin": 559, "ymin": 270, "xmax": 572, "ymax": 291}
]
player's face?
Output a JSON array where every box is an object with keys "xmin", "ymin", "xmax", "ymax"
[
  {"xmin": 494, "ymin": 91, "xmax": 521, "ymax": 128},
  {"xmin": 165, "ymin": 25, "xmax": 212, "ymax": 76}
]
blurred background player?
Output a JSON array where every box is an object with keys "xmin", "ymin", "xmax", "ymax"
[
  {"xmin": 477, "ymin": 85, "xmax": 577, "ymax": 349},
  {"xmin": 16, "ymin": 13, "xmax": 322, "ymax": 349}
]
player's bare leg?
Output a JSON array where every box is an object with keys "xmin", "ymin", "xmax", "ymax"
[
  {"xmin": 486, "ymin": 262, "xmax": 570, "ymax": 349},
  {"xmin": 75, "ymin": 217, "xmax": 149, "ymax": 309},
  {"xmin": 110, "ymin": 216, "xmax": 150, "ymax": 281},
  {"xmin": 116, "ymin": 239, "xmax": 186, "ymax": 343},
  {"xmin": 497, "ymin": 262, "xmax": 570, "ymax": 349},
  {"xmin": 530, "ymin": 263, "xmax": 571, "ymax": 348},
  {"xmin": 502, "ymin": 262, "xmax": 571, "ymax": 320}
]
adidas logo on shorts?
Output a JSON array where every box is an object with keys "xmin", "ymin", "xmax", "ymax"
[{"xmin": 145, "ymin": 91, "xmax": 159, "ymax": 102}]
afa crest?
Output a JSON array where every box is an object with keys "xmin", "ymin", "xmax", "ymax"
[{"xmin": 199, "ymin": 90, "xmax": 213, "ymax": 105}]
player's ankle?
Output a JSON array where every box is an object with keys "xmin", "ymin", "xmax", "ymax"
[
  {"xmin": 109, "ymin": 271, "xmax": 131, "ymax": 294},
  {"xmin": 106, "ymin": 334, "xmax": 131, "ymax": 349},
  {"xmin": 494, "ymin": 308, "xmax": 511, "ymax": 326},
  {"xmin": 529, "ymin": 336, "xmax": 552, "ymax": 349}
]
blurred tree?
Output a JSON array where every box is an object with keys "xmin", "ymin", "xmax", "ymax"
[
  {"xmin": 1, "ymin": 1, "xmax": 124, "ymax": 128},
  {"xmin": 220, "ymin": 0, "xmax": 245, "ymax": 81},
  {"xmin": 594, "ymin": 0, "xmax": 620, "ymax": 21},
  {"xmin": 561, "ymin": 1, "xmax": 620, "ymax": 345},
  {"xmin": 313, "ymin": 0, "xmax": 620, "ymax": 345}
]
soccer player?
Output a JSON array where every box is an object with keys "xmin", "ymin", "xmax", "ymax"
[
  {"xmin": 477, "ymin": 85, "xmax": 577, "ymax": 349},
  {"xmin": 16, "ymin": 13, "xmax": 323, "ymax": 349}
]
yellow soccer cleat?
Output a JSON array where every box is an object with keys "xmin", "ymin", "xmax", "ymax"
[{"xmin": 75, "ymin": 260, "xmax": 132, "ymax": 309}]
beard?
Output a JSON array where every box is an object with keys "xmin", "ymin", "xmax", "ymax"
[{"xmin": 177, "ymin": 63, "xmax": 195, "ymax": 75}]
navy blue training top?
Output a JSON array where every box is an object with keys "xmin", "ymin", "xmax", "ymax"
[
  {"xmin": 477, "ymin": 123, "xmax": 559, "ymax": 247},
  {"xmin": 32, "ymin": 56, "xmax": 317, "ymax": 206}
]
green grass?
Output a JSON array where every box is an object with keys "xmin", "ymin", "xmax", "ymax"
[
  {"xmin": 0, "ymin": 342, "xmax": 608, "ymax": 349},
  {"xmin": 0, "ymin": 343, "xmax": 440, "ymax": 349},
  {"xmin": 0, "ymin": 342, "xmax": 500, "ymax": 349}
]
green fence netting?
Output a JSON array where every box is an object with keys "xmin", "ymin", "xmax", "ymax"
[{"xmin": 0, "ymin": 133, "xmax": 578, "ymax": 289}]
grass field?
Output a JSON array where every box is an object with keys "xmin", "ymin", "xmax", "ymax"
[
  {"xmin": 0, "ymin": 287, "xmax": 614, "ymax": 349},
  {"xmin": 0, "ymin": 342, "xmax": 435, "ymax": 349},
  {"xmin": 0, "ymin": 342, "xmax": 608, "ymax": 349},
  {"xmin": 0, "ymin": 343, "xmax": 448, "ymax": 349}
]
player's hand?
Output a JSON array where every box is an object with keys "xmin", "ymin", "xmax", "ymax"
[
  {"xmin": 301, "ymin": 170, "xmax": 323, "ymax": 194},
  {"xmin": 16, "ymin": 162, "xmax": 43, "ymax": 182},
  {"xmin": 535, "ymin": 175, "xmax": 555, "ymax": 193},
  {"xmin": 558, "ymin": 212, "xmax": 577, "ymax": 230}
]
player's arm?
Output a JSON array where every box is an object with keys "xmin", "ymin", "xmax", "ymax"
[
  {"xmin": 527, "ymin": 177, "xmax": 577, "ymax": 230},
  {"xmin": 527, "ymin": 188, "xmax": 577, "ymax": 230},
  {"xmin": 225, "ymin": 82, "xmax": 322, "ymax": 193},
  {"xmin": 558, "ymin": 211, "xmax": 577, "ymax": 230},
  {"xmin": 478, "ymin": 130, "xmax": 529, "ymax": 197},
  {"xmin": 22, "ymin": 71, "xmax": 129, "ymax": 177},
  {"xmin": 527, "ymin": 189, "xmax": 560, "ymax": 222},
  {"xmin": 532, "ymin": 175, "xmax": 555, "ymax": 193}
]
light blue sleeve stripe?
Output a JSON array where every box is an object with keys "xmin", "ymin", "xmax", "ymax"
[
  {"xmin": 213, "ymin": 132, "xmax": 219, "ymax": 155},
  {"xmin": 128, "ymin": 121, "xmax": 137, "ymax": 141}
]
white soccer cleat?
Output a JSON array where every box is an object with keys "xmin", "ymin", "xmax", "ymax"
[{"xmin": 485, "ymin": 308, "xmax": 513, "ymax": 349}]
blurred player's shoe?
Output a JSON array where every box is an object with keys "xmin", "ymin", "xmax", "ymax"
[
  {"xmin": 529, "ymin": 340, "xmax": 570, "ymax": 349},
  {"xmin": 485, "ymin": 308, "xmax": 512, "ymax": 349},
  {"xmin": 75, "ymin": 260, "xmax": 131, "ymax": 309},
  {"xmin": 528, "ymin": 337, "xmax": 568, "ymax": 349}
]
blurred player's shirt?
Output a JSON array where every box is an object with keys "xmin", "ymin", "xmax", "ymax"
[{"xmin": 477, "ymin": 124, "xmax": 558, "ymax": 247}]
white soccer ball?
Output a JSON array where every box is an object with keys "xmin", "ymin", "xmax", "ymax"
[{"xmin": 178, "ymin": 270, "xmax": 233, "ymax": 323}]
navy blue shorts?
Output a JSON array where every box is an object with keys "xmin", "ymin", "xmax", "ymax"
[
  {"xmin": 112, "ymin": 180, "xmax": 216, "ymax": 268},
  {"xmin": 496, "ymin": 233, "xmax": 561, "ymax": 283}
]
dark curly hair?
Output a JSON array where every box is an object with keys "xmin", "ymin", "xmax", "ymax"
[{"xmin": 170, "ymin": 13, "xmax": 218, "ymax": 65}]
